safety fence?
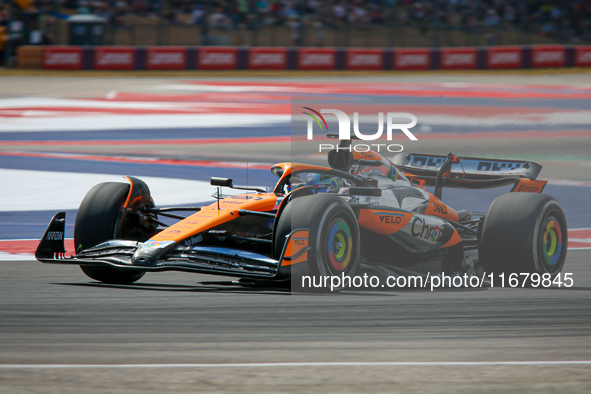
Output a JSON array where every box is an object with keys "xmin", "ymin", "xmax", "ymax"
[{"xmin": 17, "ymin": 45, "xmax": 591, "ymax": 70}]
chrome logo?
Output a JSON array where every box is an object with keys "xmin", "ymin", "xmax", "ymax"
[
  {"xmin": 431, "ymin": 225, "xmax": 441, "ymax": 242},
  {"xmin": 411, "ymin": 217, "xmax": 443, "ymax": 242}
]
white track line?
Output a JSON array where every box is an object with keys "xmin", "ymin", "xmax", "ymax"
[{"xmin": 0, "ymin": 361, "xmax": 590, "ymax": 369}]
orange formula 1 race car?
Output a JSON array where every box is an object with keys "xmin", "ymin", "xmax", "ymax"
[{"xmin": 36, "ymin": 145, "xmax": 567, "ymax": 290}]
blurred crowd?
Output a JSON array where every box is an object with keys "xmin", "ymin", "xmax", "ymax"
[{"xmin": 2, "ymin": 0, "xmax": 590, "ymax": 44}]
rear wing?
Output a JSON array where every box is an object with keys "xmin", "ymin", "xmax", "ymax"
[{"xmin": 392, "ymin": 153, "xmax": 546, "ymax": 192}]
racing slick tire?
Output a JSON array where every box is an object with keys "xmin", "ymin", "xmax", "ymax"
[
  {"xmin": 275, "ymin": 194, "xmax": 361, "ymax": 291},
  {"xmin": 479, "ymin": 193, "xmax": 567, "ymax": 279},
  {"xmin": 75, "ymin": 182, "xmax": 146, "ymax": 284}
]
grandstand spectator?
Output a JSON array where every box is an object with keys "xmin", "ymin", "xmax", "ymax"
[
  {"xmin": 208, "ymin": 8, "xmax": 232, "ymax": 31},
  {"xmin": 190, "ymin": 5, "xmax": 204, "ymax": 25},
  {"xmin": 333, "ymin": 2, "xmax": 346, "ymax": 22},
  {"xmin": 7, "ymin": 0, "xmax": 589, "ymax": 47},
  {"xmin": 290, "ymin": 16, "xmax": 302, "ymax": 46},
  {"xmin": 503, "ymin": 4, "xmax": 517, "ymax": 28},
  {"xmin": 0, "ymin": 5, "xmax": 7, "ymax": 27},
  {"xmin": 0, "ymin": 25, "xmax": 6, "ymax": 65},
  {"xmin": 313, "ymin": 17, "xmax": 324, "ymax": 46},
  {"xmin": 484, "ymin": 9, "xmax": 500, "ymax": 28}
]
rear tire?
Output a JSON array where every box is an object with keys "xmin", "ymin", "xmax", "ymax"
[
  {"xmin": 75, "ymin": 182, "xmax": 146, "ymax": 284},
  {"xmin": 480, "ymin": 193, "xmax": 567, "ymax": 279}
]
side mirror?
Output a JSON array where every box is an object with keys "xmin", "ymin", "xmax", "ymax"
[{"xmin": 210, "ymin": 177, "xmax": 234, "ymax": 187}]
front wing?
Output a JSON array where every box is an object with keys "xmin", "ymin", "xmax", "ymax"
[{"xmin": 35, "ymin": 212, "xmax": 301, "ymax": 280}]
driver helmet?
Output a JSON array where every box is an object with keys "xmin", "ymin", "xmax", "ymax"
[
  {"xmin": 306, "ymin": 173, "xmax": 344, "ymax": 193},
  {"xmin": 284, "ymin": 175, "xmax": 305, "ymax": 194}
]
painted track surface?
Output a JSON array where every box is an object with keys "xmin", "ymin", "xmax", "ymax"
[
  {"xmin": 1, "ymin": 74, "xmax": 590, "ymax": 392},
  {"xmin": 1, "ymin": 77, "xmax": 590, "ymax": 248}
]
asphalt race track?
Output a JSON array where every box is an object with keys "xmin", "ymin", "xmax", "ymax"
[
  {"xmin": 1, "ymin": 251, "xmax": 590, "ymax": 392},
  {"xmin": 1, "ymin": 73, "xmax": 590, "ymax": 392}
]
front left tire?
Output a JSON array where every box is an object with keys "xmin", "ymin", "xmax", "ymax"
[
  {"xmin": 274, "ymin": 194, "xmax": 361, "ymax": 291},
  {"xmin": 75, "ymin": 182, "xmax": 148, "ymax": 284}
]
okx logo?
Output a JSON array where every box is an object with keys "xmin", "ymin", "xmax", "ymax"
[{"xmin": 303, "ymin": 107, "xmax": 418, "ymax": 141}]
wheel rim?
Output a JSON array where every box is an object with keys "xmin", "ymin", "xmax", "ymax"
[
  {"xmin": 325, "ymin": 218, "xmax": 353, "ymax": 274},
  {"xmin": 540, "ymin": 215, "xmax": 564, "ymax": 269}
]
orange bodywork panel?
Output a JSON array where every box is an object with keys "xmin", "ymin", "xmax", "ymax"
[
  {"xmin": 123, "ymin": 176, "xmax": 143, "ymax": 208},
  {"xmin": 151, "ymin": 193, "xmax": 278, "ymax": 243},
  {"xmin": 406, "ymin": 176, "xmax": 427, "ymax": 190},
  {"xmin": 281, "ymin": 230, "xmax": 310, "ymax": 266},
  {"xmin": 511, "ymin": 179, "xmax": 547, "ymax": 193},
  {"xmin": 441, "ymin": 229, "xmax": 462, "ymax": 248},
  {"xmin": 358, "ymin": 209, "xmax": 413, "ymax": 235},
  {"xmin": 423, "ymin": 191, "xmax": 460, "ymax": 222},
  {"xmin": 358, "ymin": 208, "xmax": 461, "ymax": 248}
]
